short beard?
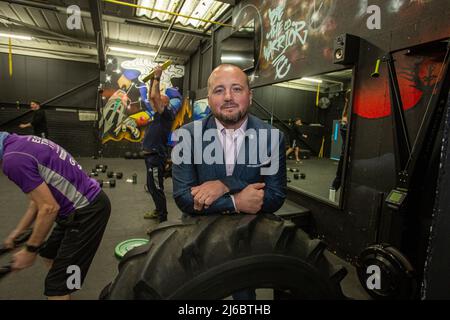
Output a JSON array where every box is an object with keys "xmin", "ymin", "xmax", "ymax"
[{"xmin": 213, "ymin": 109, "xmax": 247, "ymax": 125}]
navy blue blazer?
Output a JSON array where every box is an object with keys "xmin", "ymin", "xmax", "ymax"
[{"xmin": 172, "ymin": 114, "xmax": 287, "ymax": 215}]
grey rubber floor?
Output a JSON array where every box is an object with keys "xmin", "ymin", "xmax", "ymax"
[
  {"xmin": 286, "ymin": 158, "xmax": 342, "ymax": 204},
  {"xmin": 0, "ymin": 158, "xmax": 368, "ymax": 300}
]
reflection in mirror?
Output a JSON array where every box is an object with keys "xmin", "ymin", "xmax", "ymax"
[
  {"xmin": 251, "ymin": 69, "xmax": 353, "ymax": 204},
  {"xmin": 220, "ymin": 20, "xmax": 255, "ymax": 71}
]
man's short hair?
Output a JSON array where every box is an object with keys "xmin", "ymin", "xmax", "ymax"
[{"xmin": 30, "ymin": 100, "xmax": 41, "ymax": 105}]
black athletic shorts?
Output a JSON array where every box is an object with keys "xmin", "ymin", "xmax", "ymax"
[
  {"xmin": 39, "ymin": 190, "xmax": 111, "ymax": 296},
  {"xmin": 291, "ymin": 139, "xmax": 309, "ymax": 150}
]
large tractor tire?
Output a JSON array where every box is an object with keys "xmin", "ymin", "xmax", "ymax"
[{"xmin": 101, "ymin": 214, "xmax": 347, "ymax": 299}]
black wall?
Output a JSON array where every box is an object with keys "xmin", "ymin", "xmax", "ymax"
[
  {"xmin": 0, "ymin": 54, "xmax": 98, "ymax": 108},
  {"xmin": 0, "ymin": 54, "xmax": 100, "ymax": 157},
  {"xmin": 0, "ymin": 107, "xmax": 97, "ymax": 158},
  {"xmin": 253, "ymin": 86, "xmax": 317, "ymax": 121}
]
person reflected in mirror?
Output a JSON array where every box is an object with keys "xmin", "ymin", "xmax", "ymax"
[
  {"xmin": 331, "ymin": 89, "xmax": 350, "ymax": 192},
  {"xmin": 286, "ymin": 118, "xmax": 309, "ymax": 164}
]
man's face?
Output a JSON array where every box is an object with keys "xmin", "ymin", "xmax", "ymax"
[
  {"xmin": 207, "ymin": 65, "xmax": 252, "ymax": 126},
  {"xmin": 295, "ymin": 119, "xmax": 302, "ymax": 126},
  {"xmin": 30, "ymin": 102, "xmax": 40, "ymax": 110}
]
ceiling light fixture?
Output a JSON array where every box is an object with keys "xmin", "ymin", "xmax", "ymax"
[
  {"xmin": 0, "ymin": 33, "xmax": 33, "ymax": 40},
  {"xmin": 301, "ymin": 77, "xmax": 323, "ymax": 83},
  {"xmin": 109, "ymin": 46, "xmax": 156, "ymax": 56}
]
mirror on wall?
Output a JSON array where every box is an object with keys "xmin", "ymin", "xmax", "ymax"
[
  {"xmin": 251, "ymin": 68, "xmax": 353, "ymax": 205},
  {"xmin": 220, "ymin": 20, "xmax": 256, "ymax": 71}
]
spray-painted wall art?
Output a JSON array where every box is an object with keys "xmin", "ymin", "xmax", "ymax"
[
  {"xmin": 261, "ymin": 2, "xmax": 309, "ymax": 80},
  {"xmin": 233, "ymin": 0, "xmax": 450, "ymax": 87},
  {"xmin": 99, "ymin": 55, "xmax": 186, "ymax": 143},
  {"xmin": 192, "ymin": 98, "xmax": 212, "ymax": 121}
]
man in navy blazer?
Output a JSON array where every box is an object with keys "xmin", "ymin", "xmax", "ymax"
[{"xmin": 171, "ymin": 63, "xmax": 286, "ymax": 219}]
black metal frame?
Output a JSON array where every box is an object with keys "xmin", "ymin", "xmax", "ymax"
[
  {"xmin": 384, "ymin": 53, "xmax": 412, "ymax": 186},
  {"xmin": 89, "ymin": 0, "xmax": 106, "ymax": 71},
  {"xmin": 381, "ymin": 40, "xmax": 450, "ymax": 285}
]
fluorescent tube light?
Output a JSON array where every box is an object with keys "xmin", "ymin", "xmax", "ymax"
[
  {"xmin": 301, "ymin": 77, "xmax": 322, "ymax": 83},
  {"xmin": 109, "ymin": 46, "xmax": 156, "ymax": 56},
  {"xmin": 0, "ymin": 33, "xmax": 33, "ymax": 40}
]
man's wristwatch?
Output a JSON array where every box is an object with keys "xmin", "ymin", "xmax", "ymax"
[
  {"xmin": 154, "ymin": 77, "xmax": 160, "ymax": 81},
  {"xmin": 25, "ymin": 244, "xmax": 41, "ymax": 253}
]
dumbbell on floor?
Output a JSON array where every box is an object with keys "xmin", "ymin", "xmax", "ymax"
[
  {"xmin": 96, "ymin": 164, "xmax": 108, "ymax": 172},
  {"xmin": 97, "ymin": 179, "xmax": 116, "ymax": 188},
  {"xmin": 107, "ymin": 171, "xmax": 123, "ymax": 179},
  {"xmin": 93, "ymin": 167, "xmax": 105, "ymax": 173},
  {"xmin": 89, "ymin": 169, "xmax": 98, "ymax": 177},
  {"xmin": 293, "ymin": 173, "xmax": 306, "ymax": 180}
]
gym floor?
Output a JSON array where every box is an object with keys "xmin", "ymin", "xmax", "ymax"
[
  {"xmin": 0, "ymin": 158, "xmax": 369, "ymax": 300},
  {"xmin": 286, "ymin": 158, "xmax": 342, "ymax": 204}
]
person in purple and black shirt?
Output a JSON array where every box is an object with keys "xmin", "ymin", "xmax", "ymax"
[{"xmin": 0, "ymin": 132, "xmax": 111, "ymax": 300}]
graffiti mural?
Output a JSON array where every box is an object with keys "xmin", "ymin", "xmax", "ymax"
[
  {"xmin": 234, "ymin": 0, "xmax": 339, "ymax": 83},
  {"xmin": 353, "ymin": 51, "xmax": 445, "ymax": 120},
  {"xmin": 233, "ymin": 0, "xmax": 449, "ymax": 86},
  {"xmin": 167, "ymin": 98, "xmax": 210, "ymax": 147},
  {"xmin": 99, "ymin": 56, "xmax": 185, "ymax": 143},
  {"xmin": 168, "ymin": 97, "xmax": 192, "ymax": 147},
  {"xmin": 262, "ymin": 3, "xmax": 308, "ymax": 79},
  {"xmin": 192, "ymin": 98, "xmax": 211, "ymax": 121}
]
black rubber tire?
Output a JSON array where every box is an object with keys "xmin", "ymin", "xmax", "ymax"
[{"xmin": 101, "ymin": 214, "xmax": 347, "ymax": 300}]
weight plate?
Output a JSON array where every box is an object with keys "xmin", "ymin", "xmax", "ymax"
[{"xmin": 115, "ymin": 238, "xmax": 149, "ymax": 259}]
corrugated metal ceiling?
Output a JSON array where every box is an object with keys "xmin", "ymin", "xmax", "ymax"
[
  {"xmin": 136, "ymin": 0, "xmax": 230, "ymax": 29},
  {"xmin": 0, "ymin": 0, "xmax": 233, "ymax": 65}
]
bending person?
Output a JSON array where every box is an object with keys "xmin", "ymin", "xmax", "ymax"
[{"xmin": 0, "ymin": 132, "xmax": 110, "ymax": 300}]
